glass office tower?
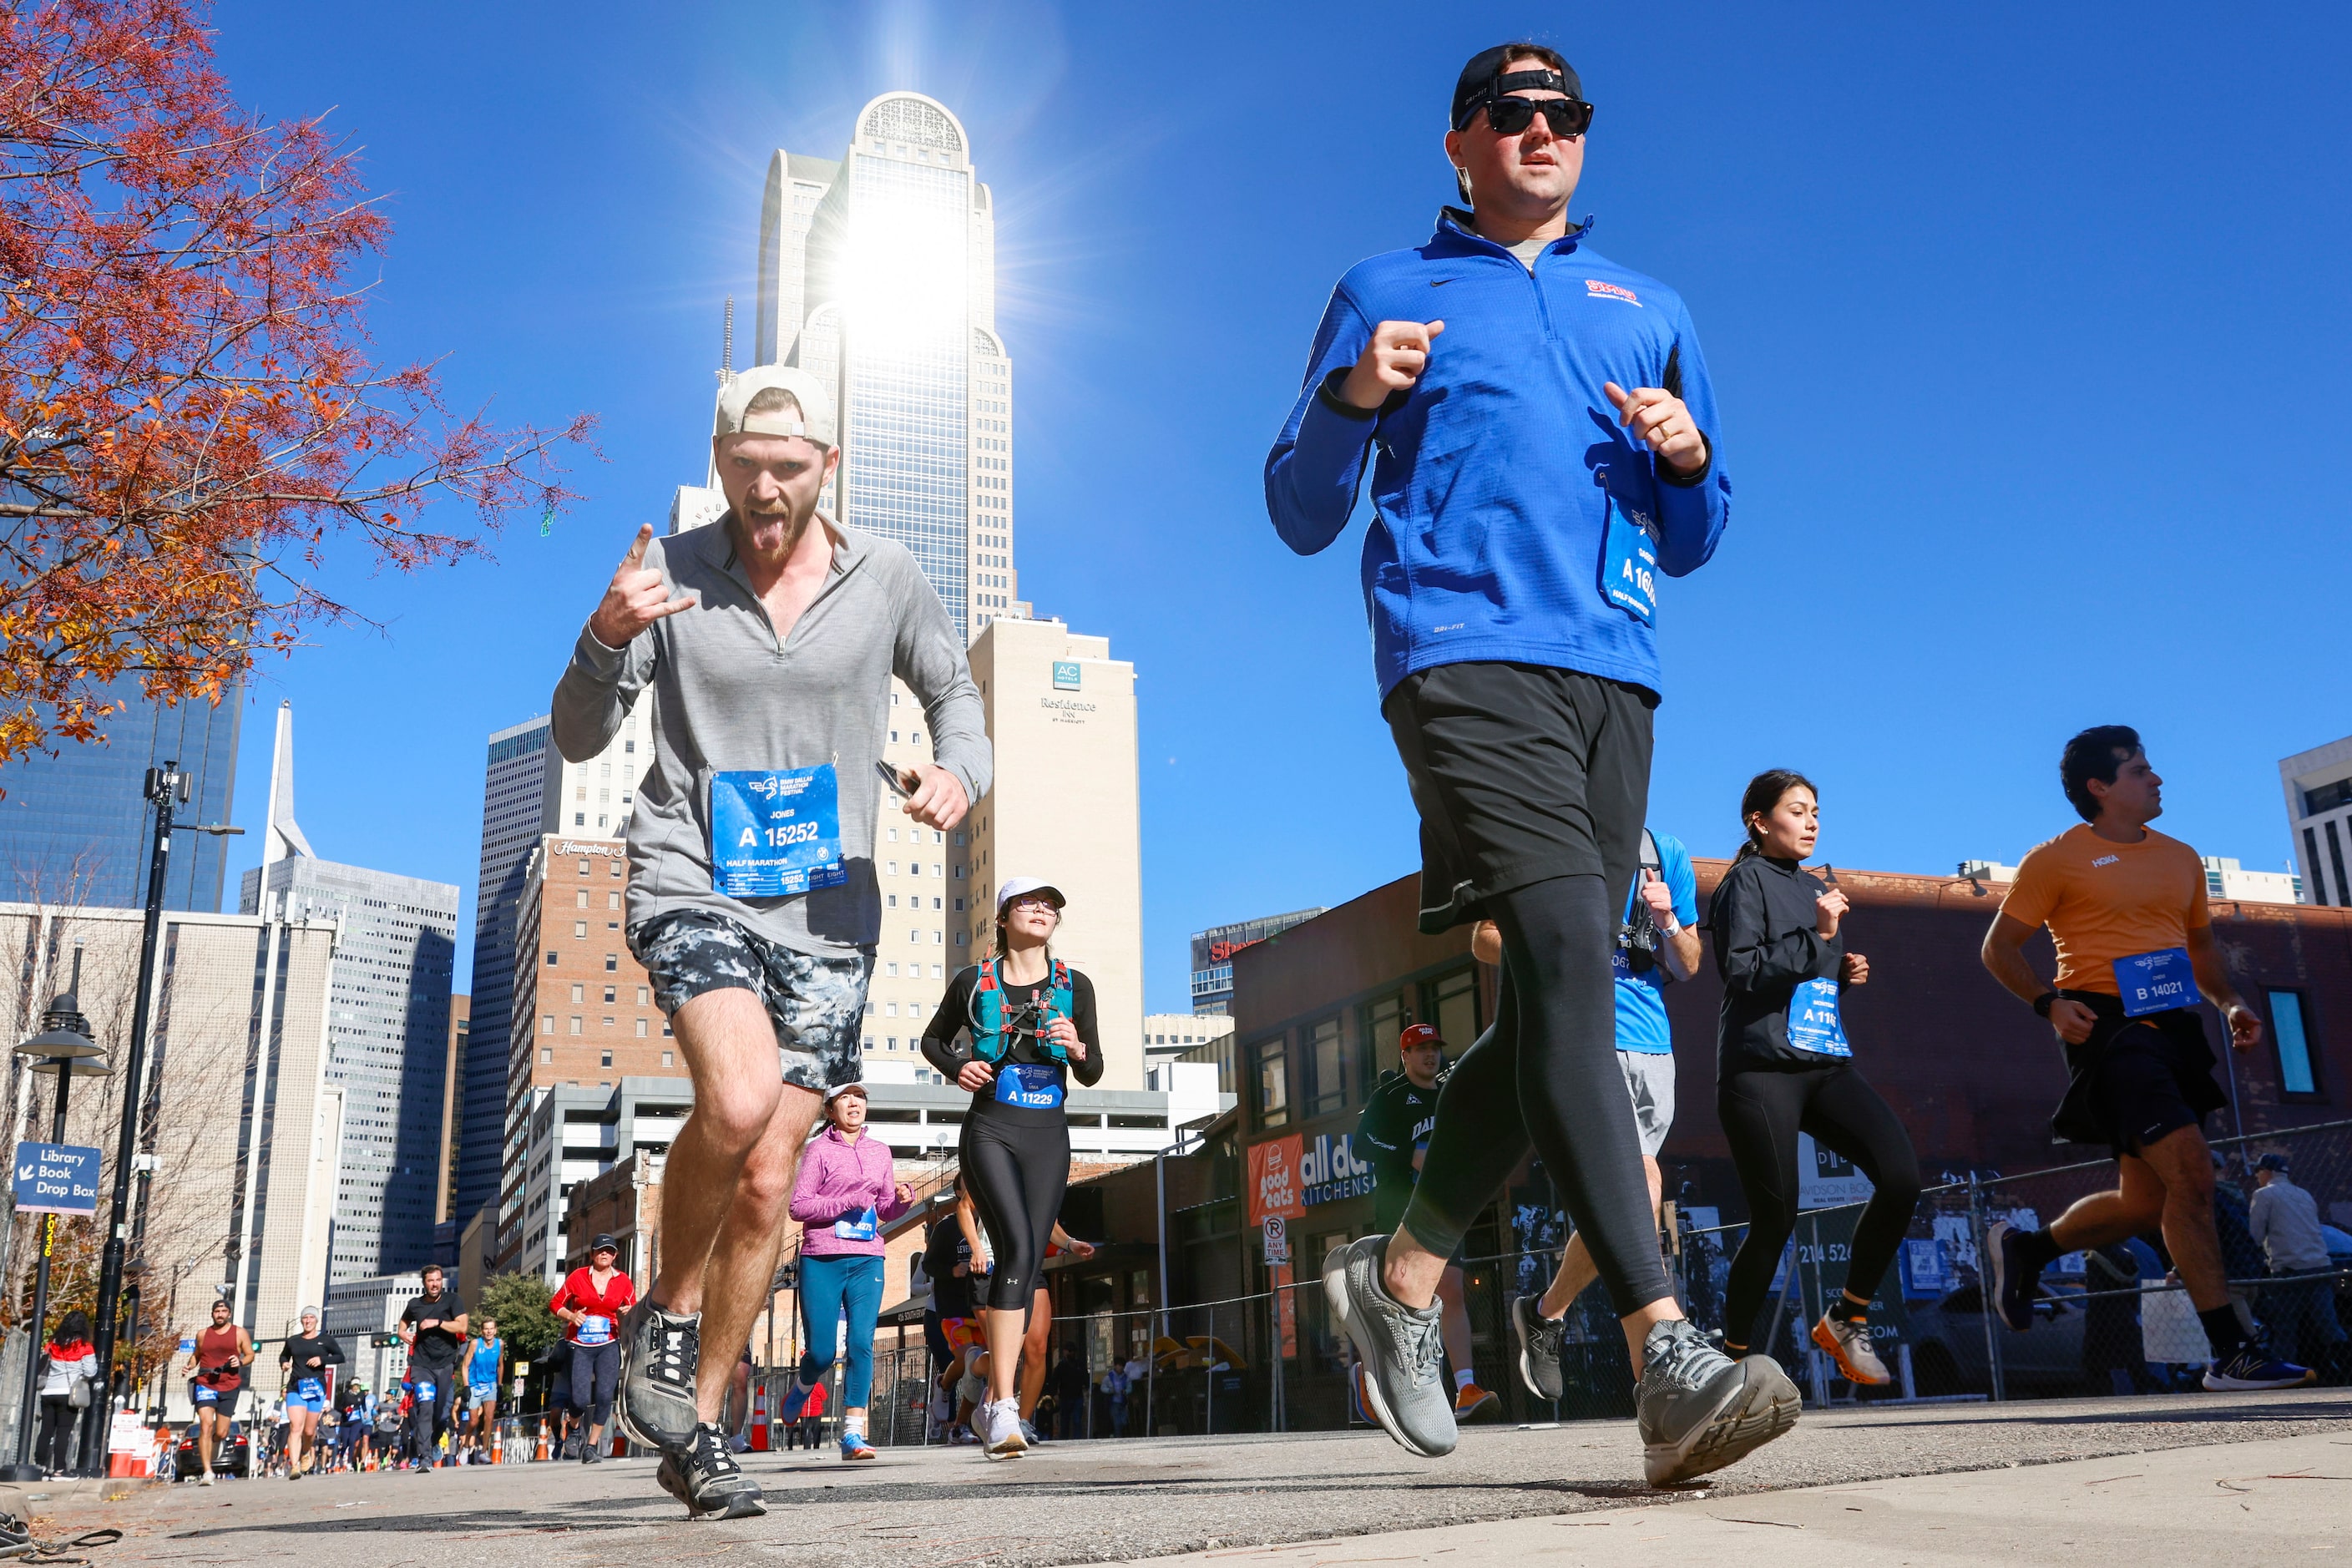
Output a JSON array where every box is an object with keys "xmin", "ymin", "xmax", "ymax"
[
  {"xmin": 0, "ymin": 679, "xmax": 242, "ymax": 911},
  {"xmin": 761, "ymin": 93, "xmax": 1017, "ymax": 641},
  {"xmin": 454, "ymin": 716, "xmax": 555, "ymax": 1229}
]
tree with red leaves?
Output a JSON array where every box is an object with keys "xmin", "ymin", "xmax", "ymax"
[{"xmin": 0, "ymin": 0, "xmax": 592, "ymax": 766}]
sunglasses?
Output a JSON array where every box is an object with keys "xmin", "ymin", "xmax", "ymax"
[{"xmin": 1479, "ymin": 96, "xmax": 1594, "ymax": 138}]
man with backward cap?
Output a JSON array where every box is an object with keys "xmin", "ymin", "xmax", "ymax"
[{"xmin": 551, "ymin": 364, "xmax": 989, "ymax": 1517}]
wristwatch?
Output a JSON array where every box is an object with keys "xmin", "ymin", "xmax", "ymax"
[{"xmin": 2031, "ymin": 991, "xmax": 2059, "ymax": 1019}]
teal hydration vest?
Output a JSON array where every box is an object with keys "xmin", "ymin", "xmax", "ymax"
[{"xmin": 970, "ymin": 958, "xmax": 1074, "ymax": 1063}]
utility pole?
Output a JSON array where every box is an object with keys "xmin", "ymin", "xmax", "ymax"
[{"xmin": 77, "ymin": 764, "xmax": 240, "ymax": 1475}]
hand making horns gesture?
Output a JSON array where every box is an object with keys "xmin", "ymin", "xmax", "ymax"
[{"xmin": 589, "ymin": 524, "xmax": 698, "ymax": 648}]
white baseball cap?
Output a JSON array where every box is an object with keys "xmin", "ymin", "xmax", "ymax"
[
  {"xmin": 824, "ymin": 1081, "xmax": 868, "ymax": 1104},
  {"xmin": 994, "ymin": 877, "xmax": 1066, "ymax": 913},
  {"xmin": 714, "ymin": 365, "xmax": 837, "ymax": 448}
]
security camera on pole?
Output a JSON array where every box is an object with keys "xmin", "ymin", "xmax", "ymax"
[{"xmin": 72, "ymin": 764, "xmax": 240, "ymax": 1478}]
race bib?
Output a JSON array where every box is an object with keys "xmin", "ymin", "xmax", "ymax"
[
  {"xmin": 414, "ymin": 1381, "xmax": 434, "ymax": 1401},
  {"xmin": 833, "ymin": 1205, "xmax": 880, "ymax": 1242},
  {"xmin": 192, "ymin": 1385, "xmax": 219, "ymax": 1404},
  {"xmin": 2114, "ymin": 948, "xmax": 2202, "ymax": 1018},
  {"xmin": 994, "ymin": 1061, "xmax": 1064, "ymax": 1110},
  {"xmin": 1786, "ymin": 977, "xmax": 1853, "ymax": 1057},
  {"xmin": 1596, "ymin": 473, "xmax": 1658, "ymax": 625},
  {"xmin": 295, "ymin": 1377, "xmax": 324, "ymax": 1401},
  {"xmin": 710, "ymin": 765, "xmax": 847, "ymax": 898},
  {"xmin": 577, "ymin": 1315, "xmax": 614, "ymax": 1346},
  {"xmin": 469, "ymin": 1384, "xmax": 495, "ymax": 1403}
]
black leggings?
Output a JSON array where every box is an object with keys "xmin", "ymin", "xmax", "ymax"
[
  {"xmin": 961, "ymin": 1112, "xmax": 1068, "ymax": 1313},
  {"xmin": 1400, "ymin": 875, "xmax": 1672, "ymax": 1315},
  {"xmin": 37, "ymin": 1396, "xmax": 78, "ymax": 1473},
  {"xmin": 1718, "ymin": 1061, "xmax": 1922, "ymax": 1349}
]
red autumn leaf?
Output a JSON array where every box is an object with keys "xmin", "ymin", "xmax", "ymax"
[{"xmin": 0, "ymin": 0, "xmax": 598, "ymax": 766}]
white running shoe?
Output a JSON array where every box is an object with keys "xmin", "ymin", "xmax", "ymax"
[
  {"xmin": 1810, "ymin": 1313, "xmax": 1892, "ymax": 1386},
  {"xmin": 981, "ymin": 1397, "xmax": 1027, "ymax": 1460}
]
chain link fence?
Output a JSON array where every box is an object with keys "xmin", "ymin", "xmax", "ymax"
[
  {"xmin": 856, "ymin": 1119, "xmax": 2352, "ymax": 1442},
  {"xmin": 1673, "ymin": 1117, "xmax": 2352, "ymax": 1407}
]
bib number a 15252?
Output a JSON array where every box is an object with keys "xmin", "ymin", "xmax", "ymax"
[
  {"xmin": 1785, "ymin": 977, "xmax": 1852, "ymax": 1058},
  {"xmin": 2114, "ymin": 947, "xmax": 2202, "ymax": 1018},
  {"xmin": 709, "ymin": 765, "xmax": 847, "ymax": 898}
]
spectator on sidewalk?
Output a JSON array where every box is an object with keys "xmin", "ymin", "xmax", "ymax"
[
  {"xmin": 1047, "ymin": 1348, "xmax": 1089, "ymax": 1439},
  {"xmin": 36, "ymin": 1310, "xmax": 96, "ymax": 1477},
  {"xmin": 1102, "ymin": 1359, "xmax": 1130, "ymax": 1438},
  {"xmin": 2250, "ymin": 1154, "xmax": 2345, "ymax": 1373}
]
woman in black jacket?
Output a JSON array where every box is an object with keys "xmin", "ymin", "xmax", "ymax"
[{"xmin": 1712, "ymin": 770, "xmax": 1920, "ymax": 1385}]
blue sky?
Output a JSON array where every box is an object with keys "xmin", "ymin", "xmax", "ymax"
[{"xmin": 197, "ymin": 1, "xmax": 2352, "ymax": 1009}]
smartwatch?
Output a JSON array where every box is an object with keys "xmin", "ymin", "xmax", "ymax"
[{"xmin": 2031, "ymin": 992, "xmax": 2060, "ymax": 1019}]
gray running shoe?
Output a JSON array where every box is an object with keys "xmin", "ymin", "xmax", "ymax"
[
  {"xmin": 1635, "ymin": 1318, "xmax": 1800, "ymax": 1487},
  {"xmin": 1510, "ymin": 1295, "xmax": 1567, "ymax": 1401},
  {"xmin": 655, "ymin": 1424, "xmax": 766, "ymax": 1520},
  {"xmin": 1322, "ymin": 1233, "xmax": 1456, "ymax": 1458},
  {"xmin": 617, "ymin": 1300, "xmax": 701, "ymax": 1454}
]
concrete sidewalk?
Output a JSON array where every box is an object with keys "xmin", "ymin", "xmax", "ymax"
[
  {"xmin": 18, "ymin": 1387, "xmax": 2351, "ymax": 1566},
  {"xmin": 1116, "ymin": 1428, "xmax": 2352, "ymax": 1566}
]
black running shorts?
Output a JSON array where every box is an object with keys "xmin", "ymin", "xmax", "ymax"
[
  {"xmin": 1382, "ymin": 661, "xmax": 1656, "ymax": 933},
  {"xmin": 2050, "ymin": 994, "xmax": 2226, "ymax": 1157}
]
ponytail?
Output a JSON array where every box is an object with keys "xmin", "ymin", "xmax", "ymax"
[{"xmin": 1736, "ymin": 769, "xmax": 1818, "ymax": 861}]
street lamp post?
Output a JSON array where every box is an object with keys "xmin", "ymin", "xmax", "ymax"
[
  {"xmin": 4, "ymin": 976, "xmax": 108, "ymax": 1483},
  {"xmin": 76, "ymin": 763, "xmax": 240, "ymax": 1477}
]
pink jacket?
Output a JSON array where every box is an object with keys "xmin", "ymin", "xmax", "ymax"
[{"xmin": 789, "ymin": 1125, "xmax": 908, "ymax": 1257}]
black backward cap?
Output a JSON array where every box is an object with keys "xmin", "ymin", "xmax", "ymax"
[{"xmin": 1451, "ymin": 44, "xmax": 1581, "ymax": 130}]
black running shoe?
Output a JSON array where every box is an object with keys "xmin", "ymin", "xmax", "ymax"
[
  {"xmin": 617, "ymin": 1300, "xmax": 701, "ymax": 1454},
  {"xmin": 1510, "ymin": 1294, "xmax": 1566, "ymax": 1401},
  {"xmin": 1985, "ymin": 1221, "xmax": 2038, "ymax": 1333},
  {"xmin": 655, "ymin": 1424, "xmax": 765, "ymax": 1520}
]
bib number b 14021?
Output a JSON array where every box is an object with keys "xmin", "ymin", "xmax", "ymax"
[{"xmin": 2114, "ymin": 948, "xmax": 2202, "ymax": 1018}]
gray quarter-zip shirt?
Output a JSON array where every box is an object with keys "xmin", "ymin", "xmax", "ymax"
[{"xmin": 550, "ymin": 513, "xmax": 990, "ymax": 957}]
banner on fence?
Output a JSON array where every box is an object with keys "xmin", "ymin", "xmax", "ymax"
[{"xmin": 1798, "ymin": 1132, "xmax": 1874, "ymax": 1210}]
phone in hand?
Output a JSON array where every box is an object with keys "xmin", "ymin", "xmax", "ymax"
[{"xmin": 876, "ymin": 761, "xmax": 913, "ymax": 799}]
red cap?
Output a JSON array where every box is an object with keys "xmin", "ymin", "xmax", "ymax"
[{"xmin": 1399, "ymin": 1023, "xmax": 1444, "ymax": 1052}]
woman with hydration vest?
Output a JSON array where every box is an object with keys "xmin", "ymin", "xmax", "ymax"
[{"xmin": 921, "ymin": 876, "xmax": 1103, "ymax": 1459}]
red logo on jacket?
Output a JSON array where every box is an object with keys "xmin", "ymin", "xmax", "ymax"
[{"xmin": 1585, "ymin": 279, "xmax": 1641, "ymax": 306}]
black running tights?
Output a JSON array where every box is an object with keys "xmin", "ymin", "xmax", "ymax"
[
  {"xmin": 1718, "ymin": 1062, "xmax": 1922, "ymax": 1349},
  {"xmin": 1399, "ymin": 874, "xmax": 1672, "ymax": 1316},
  {"xmin": 960, "ymin": 1113, "xmax": 1068, "ymax": 1313}
]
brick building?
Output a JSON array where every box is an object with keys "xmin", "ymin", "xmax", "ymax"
[{"xmin": 494, "ymin": 835, "xmax": 680, "ymax": 1272}]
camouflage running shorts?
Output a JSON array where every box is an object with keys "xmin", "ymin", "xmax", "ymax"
[{"xmin": 627, "ymin": 910, "xmax": 871, "ymax": 1093}]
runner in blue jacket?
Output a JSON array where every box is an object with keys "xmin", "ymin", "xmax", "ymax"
[{"xmin": 1283, "ymin": 42, "xmax": 1798, "ymax": 1486}]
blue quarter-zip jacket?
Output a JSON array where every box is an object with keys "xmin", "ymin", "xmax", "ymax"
[{"xmin": 1266, "ymin": 210, "xmax": 1730, "ymax": 701}]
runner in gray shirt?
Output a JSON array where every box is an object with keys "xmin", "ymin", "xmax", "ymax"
[{"xmin": 551, "ymin": 364, "xmax": 987, "ymax": 1519}]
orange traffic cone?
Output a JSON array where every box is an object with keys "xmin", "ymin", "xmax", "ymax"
[{"xmin": 534, "ymin": 1419, "xmax": 549, "ymax": 1462}]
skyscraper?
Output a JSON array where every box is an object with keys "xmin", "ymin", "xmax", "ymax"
[
  {"xmin": 240, "ymin": 703, "xmax": 459, "ymax": 1280},
  {"xmin": 453, "ymin": 709, "xmax": 653, "ymax": 1244},
  {"xmin": 757, "ymin": 94, "xmax": 1020, "ymax": 641},
  {"xmin": 0, "ymin": 677, "xmax": 241, "ymax": 911}
]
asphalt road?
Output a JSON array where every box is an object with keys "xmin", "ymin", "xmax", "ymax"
[{"xmin": 18, "ymin": 1387, "xmax": 2352, "ymax": 1567}]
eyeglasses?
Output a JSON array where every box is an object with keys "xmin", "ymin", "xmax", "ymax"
[
  {"xmin": 1006, "ymin": 895, "xmax": 1060, "ymax": 913},
  {"xmin": 1479, "ymin": 95, "xmax": 1594, "ymax": 139}
]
